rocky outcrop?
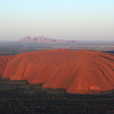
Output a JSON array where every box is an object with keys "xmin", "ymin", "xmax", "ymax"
[
  {"xmin": 19, "ymin": 36, "xmax": 79, "ymax": 43},
  {"xmin": 0, "ymin": 56, "xmax": 14, "ymax": 75},
  {"xmin": 1, "ymin": 49, "xmax": 114, "ymax": 94}
]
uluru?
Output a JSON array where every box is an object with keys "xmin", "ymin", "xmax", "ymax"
[{"xmin": 0, "ymin": 49, "xmax": 114, "ymax": 94}]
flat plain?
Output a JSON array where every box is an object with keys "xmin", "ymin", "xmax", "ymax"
[{"xmin": 0, "ymin": 42, "xmax": 114, "ymax": 113}]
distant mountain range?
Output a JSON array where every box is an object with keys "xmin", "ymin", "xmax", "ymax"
[{"xmin": 19, "ymin": 36, "xmax": 79, "ymax": 43}]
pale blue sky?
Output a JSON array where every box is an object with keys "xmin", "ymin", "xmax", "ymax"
[{"xmin": 0, "ymin": 0, "xmax": 114, "ymax": 41}]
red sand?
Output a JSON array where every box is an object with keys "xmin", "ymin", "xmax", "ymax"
[{"xmin": 1, "ymin": 49, "xmax": 114, "ymax": 94}]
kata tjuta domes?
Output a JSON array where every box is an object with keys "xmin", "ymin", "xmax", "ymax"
[
  {"xmin": 0, "ymin": 49, "xmax": 114, "ymax": 94},
  {"xmin": 19, "ymin": 36, "xmax": 79, "ymax": 43}
]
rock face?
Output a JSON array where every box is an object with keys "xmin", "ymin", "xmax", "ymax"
[
  {"xmin": 0, "ymin": 56, "xmax": 14, "ymax": 76},
  {"xmin": 19, "ymin": 36, "xmax": 79, "ymax": 43},
  {"xmin": 1, "ymin": 49, "xmax": 114, "ymax": 94}
]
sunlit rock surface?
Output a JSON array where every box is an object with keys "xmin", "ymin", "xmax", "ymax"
[{"xmin": 1, "ymin": 49, "xmax": 114, "ymax": 94}]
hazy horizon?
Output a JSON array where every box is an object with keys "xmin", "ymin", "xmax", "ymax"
[{"xmin": 0, "ymin": 0, "xmax": 114, "ymax": 41}]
